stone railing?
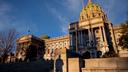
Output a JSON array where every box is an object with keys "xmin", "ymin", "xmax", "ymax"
[{"xmin": 82, "ymin": 57, "xmax": 128, "ymax": 72}]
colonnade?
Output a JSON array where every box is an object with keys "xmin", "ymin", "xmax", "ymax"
[{"xmin": 69, "ymin": 25, "xmax": 109, "ymax": 56}]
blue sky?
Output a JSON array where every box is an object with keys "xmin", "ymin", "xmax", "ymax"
[{"xmin": 0, "ymin": 0, "xmax": 128, "ymax": 37}]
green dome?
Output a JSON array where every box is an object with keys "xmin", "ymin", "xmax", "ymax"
[{"xmin": 79, "ymin": 1, "xmax": 105, "ymax": 22}]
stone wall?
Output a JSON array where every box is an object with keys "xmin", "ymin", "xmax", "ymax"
[
  {"xmin": 68, "ymin": 58, "xmax": 81, "ymax": 72},
  {"xmin": 82, "ymin": 57, "xmax": 128, "ymax": 72},
  {"xmin": 60, "ymin": 48, "xmax": 68, "ymax": 72}
]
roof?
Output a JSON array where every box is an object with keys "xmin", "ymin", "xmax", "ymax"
[
  {"xmin": 17, "ymin": 34, "xmax": 42, "ymax": 42},
  {"xmin": 79, "ymin": 0, "xmax": 105, "ymax": 22}
]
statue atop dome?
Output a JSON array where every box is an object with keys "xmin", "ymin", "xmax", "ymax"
[{"xmin": 88, "ymin": 0, "xmax": 92, "ymax": 3}]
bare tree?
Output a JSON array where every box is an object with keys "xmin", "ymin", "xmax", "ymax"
[{"xmin": 0, "ymin": 29, "xmax": 18, "ymax": 62}]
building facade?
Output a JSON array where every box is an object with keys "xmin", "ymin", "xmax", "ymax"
[
  {"xmin": 43, "ymin": 35, "xmax": 69, "ymax": 60},
  {"xmin": 113, "ymin": 25, "xmax": 128, "ymax": 57},
  {"xmin": 16, "ymin": 0, "xmax": 121, "ymax": 61},
  {"xmin": 69, "ymin": 0, "xmax": 117, "ymax": 57},
  {"xmin": 16, "ymin": 35, "xmax": 44, "ymax": 61}
]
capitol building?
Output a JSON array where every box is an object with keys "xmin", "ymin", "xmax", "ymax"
[{"xmin": 10, "ymin": 0, "xmax": 128, "ymax": 72}]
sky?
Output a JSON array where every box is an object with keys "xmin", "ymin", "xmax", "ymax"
[{"xmin": 0, "ymin": 0, "xmax": 128, "ymax": 38}]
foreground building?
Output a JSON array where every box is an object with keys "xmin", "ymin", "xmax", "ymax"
[{"xmin": 69, "ymin": 0, "xmax": 117, "ymax": 57}]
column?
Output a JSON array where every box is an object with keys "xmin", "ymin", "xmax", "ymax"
[
  {"xmin": 78, "ymin": 31, "xmax": 81, "ymax": 47},
  {"xmin": 102, "ymin": 26, "xmax": 109, "ymax": 52},
  {"xmin": 81, "ymin": 30, "xmax": 83, "ymax": 48},
  {"xmin": 75, "ymin": 30, "xmax": 78, "ymax": 52},
  {"xmin": 88, "ymin": 29, "xmax": 91, "ymax": 46},
  {"xmin": 84, "ymin": 31, "xmax": 87, "ymax": 51},
  {"xmin": 82, "ymin": 30, "xmax": 85, "ymax": 47},
  {"xmin": 91, "ymin": 28, "xmax": 97, "ymax": 58},
  {"xmin": 91, "ymin": 28, "xmax": 94, "ymax": 47},
  {"xmin": 99, "ymin": 26, "xmax": 104, "ymax": 53},
  {"xmin": 99, "ymin": 26, "xmax": 104, "ymax": 42},
  {"xmin": 84, "ymin": 30, "xmax": 87, "ymax": 47},
  {"xmin": 93, "ymin": 28, "xmax": 96, "ymax": 47},
  {"xmin": 70, "ymin": 33, "xmax": 72, "ymax": 47},
  {"xmin": 61, "ymin": 48, "xmax": 68, "ymax": 72},
  {"xmin": 70, "ymin": 33, "xmax": 74, "ymax": 50},
  {"xmin": 72, "ymin": 33, "xmax": 74, "ymax": 47},
  {"xmin": 109, "ymin": 24, "xmax": 118, "ymax": 53},
  {"xmin": 88, "ymin": 29, "xmax": 90, "ymax": 47}
]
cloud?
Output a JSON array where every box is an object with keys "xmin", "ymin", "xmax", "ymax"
[
  {"xmin": 58, "ymin": 15, "xmax": 69, "ymax": 34},
  {"xmin": 64, "ymin": 0, "xmax": 82, "ymax": 13},
  {"xmin": 0, "ymin": 2, "xmax": 11, "ymax": 15},
  {"xmin": 46, "ymin": 0, "xmax": 128, "ymax": 35},
  {"xmin": 11, "ymin": 20, "xmax": 39, "ymax": 35},
  {"xmin": 0, "ymin": 1, "xmax": 38, "ymax": 36},
  {"xmin": 45, "ymin": 0, "xmax": 83, "ymax": 34},
  {"xmin": 0, "ymin": 1, "xmax": 13, "ymax": 30},
  {"xmin": 97, "ymin": 0, "xmax": 128, "ymax": 24},
  {"xmin": 0, "ymin": 1, "xmax": 23, "ymax": 34},
  {"xmin": 62, "ymin": 0, "xmax": 82, "ymax": 20},
  {"xmin": 50, "ymin": 7, "xmax": 69, "ymax": 34},
  {"xmin": 62, "ymin": 0, "xmax": 128, "ymax": 24}
]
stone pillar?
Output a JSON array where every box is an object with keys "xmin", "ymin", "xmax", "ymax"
[
  {"xmin": 99, "ymin": 26, "xmax": 104, "ymax": 54},
  {"xmin": 84, "ymin": 30, "xmax": 87, "ymax": 47},
  {"xmin": 99, "ymin": 26, "xmax": 104, "ymax": 42},
  {"xmin": 88, "ymin": 29, "xmax": 91, "ymax": 46},
  {"xmin": 72, "ymin": 33, "xmax": 74, "ymax": 48},
  {"xmin": 78, "ymin": 31, "xmax": 81, "ymax": 47},
  {"xmin": 102, "ymin": 26, "xmax": 109, "ymax": 52},
  {"xmin": 91, "ymin": 28, "xmax": 95, "ymax": 47},
  {"xmin": 70, "ymin": 33, "xmax": 73, "ymax": 50},
  {"xmin": 69, "ymin": 34, "xmax": 71, "ymax": 47},
  {"xmin": 68, "ymin": 58, "xmax": 81, "ymax": 72},
  {"xmin": 83, "ymin": 30, "xmax": 85, "ymax": 47},
  {"xmin": 109, "ymin": 23, "xmax": 118, "ymax": 53},
  {"xmin": 61, "ymin": 48, "xmax": 68, "ymax": 72},
  {"xmin": 76, "ymin": 30, "xmax": 78, "ymax": 52},
  {"xmin": 81, "ymin": 30, "xmax": 83, "ymax": 47}
]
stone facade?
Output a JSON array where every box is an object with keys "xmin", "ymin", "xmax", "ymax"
[
  {"xmin": 68, "ymin": 58, "xmax": 82, "ymax": 72},
  {"xmin": 82, "ymin": 57, "xmax": 128, "ymax": 72},
  {"xmin": 69, "ymin": 0, "xmax": 117, "ymax": 57},
  {"xmin": 16, "ymin": 35, "xmax": 44, "ymax": 61},
  {"xmin": 43, "ymin": 35, "xmax": 69, "ymax": 60},
  {"xmin": 113, "ymin": 25, "xmax": 128, "ymax": 57}
]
